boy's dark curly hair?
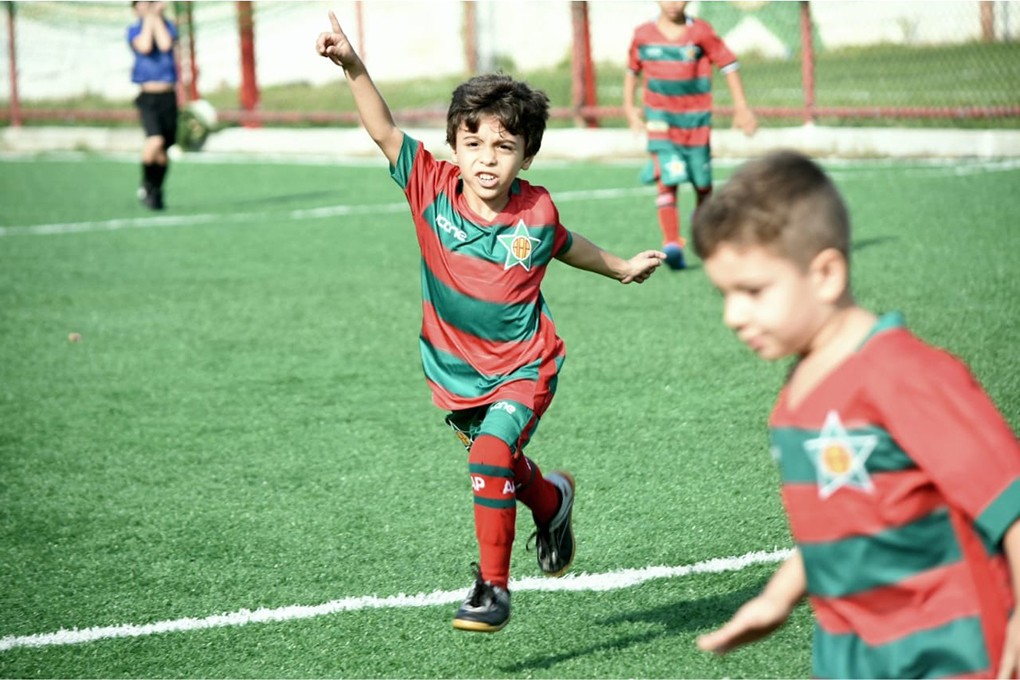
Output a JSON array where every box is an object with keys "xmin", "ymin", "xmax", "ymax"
[{"xmin": 446, "ymin": 73, "xmax": 550, "ymax": 160}]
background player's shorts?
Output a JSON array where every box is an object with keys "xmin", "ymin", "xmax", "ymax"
[
  {"xmin": 641, "ymin": 145, "xmax": 713, "ymax": 189},
  {"xmin": 445, "ymin": 399, "xmax": 541, "ymax": 456},
  {"xmin": 135, "ymin": 91, "xmax": 179, "ymax": 147}
]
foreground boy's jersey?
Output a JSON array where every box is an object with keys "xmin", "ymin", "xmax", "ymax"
[
  {"xmin": 390, "ymin": 134, "xmax": 573, "ymax": 412},
  {"xmin": 770, "ymin": 313, "xmax": 1020, "ymax": 679},
  {"xmin": 627, "ymin": 17, "xmax": 736, "ymax": 151}
]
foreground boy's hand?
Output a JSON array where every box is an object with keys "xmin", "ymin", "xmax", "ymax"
[
  {"xmin": 316, "ymin": 11, "xmax": 358, "ymax": 68},
  {"xmin": 999, "ymin": 611, "xmax": 1020, "ymax": 678},
  {"xmin": 620, "ymin": 250, "xmax": 666, "ymax": 284},
  {"xmin": 696, "ymin": 594, "xmax": 792, "ymax": 654}
]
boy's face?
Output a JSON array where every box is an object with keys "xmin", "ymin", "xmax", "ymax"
[
  {"xmin": 703, "ymin": 243, "xmax": 827, "ymax": 360},
  {"xmin": 451, "ymin": 114, "xmax": 533, "ymax": 218},
  {"xmin": 658, "ymin": 1, "xmax": 689, "ymax": 22}
]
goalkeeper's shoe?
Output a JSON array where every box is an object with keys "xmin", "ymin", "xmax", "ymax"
[
  {"xmin": 138, "ymin": 184, "xmax": 164, "ymax": 211},
  {"xmin": 529, "ymin": 471, "xmax": 575, "ymax": 577},
  {"xmin": 452, "ymin": 564, "xmax": 511, "ymax": 633}
]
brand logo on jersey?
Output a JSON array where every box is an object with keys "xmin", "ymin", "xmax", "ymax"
[
  {"xmin": 435, "ymin": 214, "xmax": 467, "ymax": 242},
  {"xmin": 497, "ymin": 220, "xmax": 541, "ymax": 271},
  {"xmin": 804, "ymin": 410, "xmax": 878, "ymax": 499}
]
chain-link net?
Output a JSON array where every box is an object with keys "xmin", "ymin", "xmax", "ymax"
[{"xmin": 1, "ymin": 1, "xmax": 1017, "ymax": 128}]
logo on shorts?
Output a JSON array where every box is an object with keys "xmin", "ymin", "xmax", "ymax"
[
  {"xmin": 497, "ymin": 220, "xmax": 541, "ymax": 271},
  {"xmin": 491, "ymin": 401, "xmax": 517, "ymax": 415}
]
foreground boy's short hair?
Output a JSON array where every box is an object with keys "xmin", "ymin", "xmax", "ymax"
[{"xmin": 692, "ymin": 150, "xmax": 850, "ymax": 269}]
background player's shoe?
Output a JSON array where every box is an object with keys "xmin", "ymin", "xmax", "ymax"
[
  {"xmin": 530, "ymin": 471, "xmax": 575, "ymax": 577},
  {"xmin": 663, "ymin": 242, "xmax": 686, "ymax": 270},
  {"xmin": 138, "ymin": 184, "xmax": 164, "ymax": 211},
  {"xmin": 452, "ymin": 564, "xmax": 511, "ymax": 632}
]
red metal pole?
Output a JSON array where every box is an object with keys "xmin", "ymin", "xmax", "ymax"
[
  {"xmin": 800, "ymin": 1, "xmax": 816, "ymax": 125},
  {"xmin": 237, "ymin": 0, "xmax": 259, "ymax": 127},
  {"xmin": 185, "ymin": 2, "xmax": 199, "ymax": 100},
  {"xmin": 462, "ymin": 1, "xmax": 477, "ymax": 75},
  {"xmin": 980, "ymin": 1, "xmax": 995, "ymax": 41},
  {"xmin": 570, "ymin": 1, "xmax": 598, "ymax": 128},
  {"xmin": 6, "ymin": 1, "xmax": 21, "ymax": 127},
  {"xmin": 355, "ymin": 0, "xmax": 365, "ymax": 63}
]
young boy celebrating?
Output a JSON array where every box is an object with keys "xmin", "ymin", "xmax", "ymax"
[
  {"xmin": 624, "ymin": 1, "xmax": 757, "ymax": 270},
  {"xmin": 691, "ymin": 150, "xmax": 1020, "ymax": 678},
  {"xmin": 315, "ymin": 13, "xmax": 665, "ymax": 633}
]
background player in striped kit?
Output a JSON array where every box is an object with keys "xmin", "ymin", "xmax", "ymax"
[
  {"xmin": 316, "ymin": 12, "xmax": 665, "ymax": 633},
  {"xmin": 692, "ymin": 150, "xmax": 1020, "ymax": 678},
  {"xmin": 624, "ymin": 0, "xmax": 757, "ymax": 270}
]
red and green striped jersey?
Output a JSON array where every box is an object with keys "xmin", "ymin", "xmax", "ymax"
[
  {"xmin": 390, "ymin": 134, "xmax": 573, "ymax": 412},
  {"xmin": 770, "ymin": 313, "xmax": 1020, "ymax": 679},
  {"xmin": 627, "ymin": 17, "xmax": 737, "ymax": 152}
]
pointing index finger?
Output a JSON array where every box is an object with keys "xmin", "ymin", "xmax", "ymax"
[{"xmin": 328, "ymin": 10, "xmax": 342, "ymax": 33}]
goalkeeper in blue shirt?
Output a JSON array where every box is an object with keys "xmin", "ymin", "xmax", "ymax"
[{"xmin": 127, "ymin": 1, "xmax": 178, "ymax": 210}]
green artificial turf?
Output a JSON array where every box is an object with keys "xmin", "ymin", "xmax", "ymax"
[{"xmin": 0, "ymin": 153, "xmax": 1016, "ymax": 677}]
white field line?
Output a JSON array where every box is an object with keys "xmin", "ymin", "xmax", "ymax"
[
  {"xmin": 0, "ymin": 548, "xmax": 792, "ymax": 652},
  {"xmin": 0, "ymin": 187, "xmax": 653, "ymax": 238},
  {"xmin": 4, "ymin": 157, "xmax": 1015, "ymax": 238}
]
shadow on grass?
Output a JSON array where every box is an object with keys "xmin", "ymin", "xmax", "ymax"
[
  {"xmin": 502, "ymin": 579, "xmax": 768, "ymax": 673},
  {"xmin": 184, "ymin": 190, "xmax": 339, "ymax": 210},
  {"xmin": 852, "ymin": 235, "xmax": 897, "ymax": 252}
]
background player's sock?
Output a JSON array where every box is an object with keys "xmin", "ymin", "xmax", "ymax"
[
  {"xmin": 513, "ymin": 454, "xmax": 560, "ymax": 526},
  {"xmin": 655, "ymin": 185, "xmax": 682, "ymax": 246}
]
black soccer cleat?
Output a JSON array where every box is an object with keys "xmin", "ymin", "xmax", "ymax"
[
  {"xmin": 138, "ymin": 184, "xmax": 164, "ymax": 210},
  {"xmin": 529, "ymin": 471, "xmax": 575, "ymax": 577},
  {"xmin": 452, "ymin": 563, "xmax": 511, "ymax": 632}
]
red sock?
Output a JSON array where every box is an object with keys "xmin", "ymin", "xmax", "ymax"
[
  {"xmin": 513, "ymin": 455, "xmax": 560, "ymax": 526},
  {"xmin": 468, "ymin": 435, "xmax": 516, "ymax": 588},
  {"xmin": 655, "ymin": 182, "xmax": 682, "ymax": 246}
]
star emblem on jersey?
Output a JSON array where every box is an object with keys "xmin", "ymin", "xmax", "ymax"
[
  {"xmin": 497, "ymin": 220, "xmax": 541, "ymax": 271},
  {"xmin": 804, "ymin": 410, "xmax": 878, "ymax": 499}
]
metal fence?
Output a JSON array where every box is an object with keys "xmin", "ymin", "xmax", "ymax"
[{"xmin": 2, "ymin": 1, "xmax": 1019, "ymax": 128}]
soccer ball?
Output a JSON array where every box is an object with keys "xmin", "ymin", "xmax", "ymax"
[
  {"xmin": 177, "ymin": 99, "xmax": 218, "ymax": 152},
  {"xmin": 187, "ymin": 99, "xmax": 218, "ymax": 128}
]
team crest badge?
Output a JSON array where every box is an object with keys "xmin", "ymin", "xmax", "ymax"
[
  {"xmin": 497, "ymin": 220, "xmax": 541, "ymax": 271},
  {"xmin": 804, "ymin": 410, "xmax": 878, "ymax": 499}
]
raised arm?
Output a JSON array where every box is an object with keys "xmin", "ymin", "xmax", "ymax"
[
  {"xmin": 557, "ymin": 233, "xmax": 664, "ymax": 284},
  {"xmin": 316, "ymin": 11, "xmax": 403, "ymax": 166}
]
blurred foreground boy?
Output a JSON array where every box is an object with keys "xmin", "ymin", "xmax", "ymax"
[
  {"xmin": 692, "ymin": 150, "xmax": 1020, "ymax": 678},
  {"xmin": 315, "ymin": 12, "xmax": 664, "ymax": 632}
]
